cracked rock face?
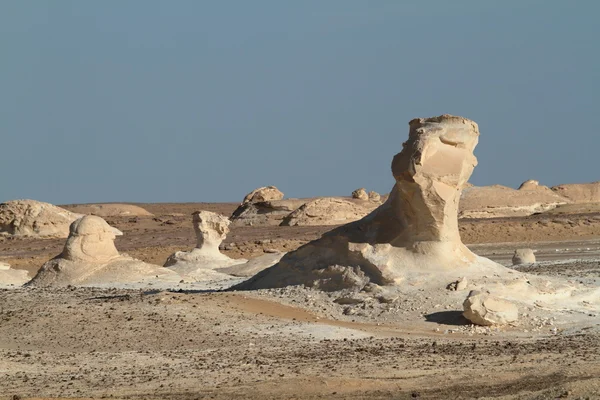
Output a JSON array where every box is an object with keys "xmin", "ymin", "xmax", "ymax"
[{"xmin": 28, "ymin": 216, "xmax": 177, "ymax": 287}]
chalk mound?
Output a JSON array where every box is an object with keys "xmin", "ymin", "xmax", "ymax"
[
  {"xmin": 0, "ymin": 200, "xmax": 82, "ymax": 238},
  {"xmin": 236, "ymin": 115, "xmax": 599, "ymax": 319},
  {"xmin": 242, "ymin": 186, "xmax": 284, "ymax": 204},
  {"xmin": 459, "ymin": 180, "xmax": 569, "ymax": 218},
  {"xmin": 280, "ymin": 198, "xmax": 379, "ymax": 226},
  {"xmin": 165, "ymin": 211, "xmax": 283, "ymax": 281},
  {"xmin": 64, "ymin": 204, "xmax": 153, "ymax": 217},
  {"xmin": 28, "ymin": 216, "xmax": 177, "ymax": 287},
  {"xmin": 551, "ymin": 182, "xmax": 600, "ymax": 204},
  {"xmin": 230, "ymin": 199, "xmax": 306, "ymax": 226},
  {"xmin": 512, "ymin": 249, "xmax": 536, "ymax": 265},
  {"xmin": 0, "ymin": 262, "xmax": 29, "ymax": 287}
]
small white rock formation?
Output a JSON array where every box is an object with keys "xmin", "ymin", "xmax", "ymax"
[
  {"xmin": 459, "ymin": 180, "xmax": 569, "ymax": 218},
  {"xmin": 280, "ymin": 197, "xmax": 380, "ymax": 226},
  {"xmin": 512, "ymin": 249, "xmax": 536, "ymax": 265},
  {"xmin": 463, "ymin": 290, "xmax": 519, "ymax": 326},
  {"xmin": 0, "ymin": 200, "xmax": 83, "ymax": 238},
  {"xmin": 237, "ymin": 115, "xmax": 599, "ymax": 322},
  {"xmin": 368, "ymin": 191, "xmax": 381, "ymax": 202},
  {"xmin": 242, "ymin": 186, "xmax": 284, "ymax": 205},
  {"xmin": 165, "ymin": 211, "xmax": 246, "ymax": 273},
  {"xmin": 551, "ymin": 182, "xmax": 600, "ymax": 204},
  {"xmin": 0, "ymin": 262, "xmax": 29, "ymax": 287},
  {"xmin": 352, "ymin": 188, "xmax": 369, "ymax": 201},
  {"xmin": 27, "ymin": 216, "xmax": 178, "ymax": 287},
  {"xmin": 63, "ymin": 204, "xmax": 153, "ymax": 217},
  {"xmin": 165, "ymin": 211, "xmax": 283, "ymax": 280},
  {"xmin": 230, "ymin": 199, "xmax": 307, "ymax": 226}
]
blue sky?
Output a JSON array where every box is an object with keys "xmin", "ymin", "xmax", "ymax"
[{"xmin": 1, "ymin": 1, "xmax": 598, "ymax": 204}]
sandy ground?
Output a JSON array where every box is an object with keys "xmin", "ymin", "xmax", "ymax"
[{"xmin": 1, "ymin": 202, "xmax": 600, "ymax": 399}]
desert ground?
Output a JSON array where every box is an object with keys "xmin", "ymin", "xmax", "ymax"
[{"xmin": 1, "ymin": 200, "xmax": 599, "ymax": 399}]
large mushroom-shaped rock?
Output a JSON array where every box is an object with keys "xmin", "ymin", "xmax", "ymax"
[
  {"xmin": 239, "ymin": 115, "xmax": 502, "ymax": 290},
  {"xmin": 0, "ymin": 262, "xmax": 29, "ymax": 287},
  {"xmin": 512, "ymin": 249, "xmax": 536, "ymax": 265},
  {"xmin": 63, "ymin": 203, "xmax": 153, "ymax": 217},
  {"xmin": 0, "ymin": 200, "xmax": 82, "ymax": 238},
  {"xmin": 242, "ymin": 186, "xmax": 284, "ymax": 205},
  {"xmin": 368, "ymin": 191, "xmax": 381, "ymax": 202},
  {"xmin": 551, "ymin": 182, "xmax": 600, "ymax": 204},
  {"xmin": 459, "ymin": 181, "xmax": 569, "ymax": 219},
  {"xmin": 463, "ymin": 290, "xmax": 519, "ymax": 326},
  {"xmin": 280, "ymin": 198, "xmax": 379, "ymax": 227},
  {"xmin": 165, "ymin": 211, "xmax": 283, "ymax": 280},
  {"xmin": 27, "ymin": 216, "xmax": 178, "ymax": 287}
]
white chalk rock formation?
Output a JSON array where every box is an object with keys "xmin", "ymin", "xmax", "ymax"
[
  {"xmin": 165, "ymin": 211, "xmax": 283, "ymax": 281},
  {"xmin": 0, "ymin": 200, "xmax": 83, "ymax": 238},
  {"xmin": 352, "ymin": 188, "xmax": 369, "ymax": 201},
  {"xmin": 459, "ymin": 181, "xmax": 569, "ymax": 218},
  {"xmin": 242, "ymin": 186, "xmax": 284, "ymax": 205},
  {"xmin": 551, "ymin": 182, "xmax": 600, "ymax": 204},
  {"xmin": 368, "ymin": 191, "xmax": 381, "ymax": 202},
  {"xmin": 28, "ymin": 216, "xmax": 177, "ymax": 287},
  {"xmin": 240, "ymin": 115, "xmax": 499, "ymax": 289},
  {"xmin": 280, "ymin": 198, "xmax": 379, "ymax": 226},
  {"xmin": 236, "ymin": 115, "xmax": 600, "ymax": 319},
  {"xmin": 230, "ymin": 199, "xmax": 307, "ymax": 226},
  {"xmin": 0, "ymin": 262, "xmax": 29, "ymax": 287},
  {"xmin": 512, "ymin": 249, "xmax": 536, "ymax": 265},
  {"xmin": 63, "ymin": 204, "xmax": 153, "ymax": 217},
  {"xmin": 463, "ymin": 290, "xmax": 519, "ymax": 326}
]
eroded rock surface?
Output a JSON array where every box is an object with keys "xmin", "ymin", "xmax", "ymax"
[
  {"xmin": 63, "ymin": 204, "xmax": 153, "ymax": 217},
  {"xmin": 463, "ymin": 290, "xmax": 519, "ymax": 326},
  {"xmin": 551, "ymin": 182, "xmax": 600, "ymax": 204},
  {"xmin": 230, "ymin": 199, "xmax": 306, "ymax": 226},
  {"xmin": 242, "ymin": 186, "xmax": 284, "ymax": 205},
  {"xmin": 28, "ymin": 216, "xmax": 177, "ymax": 287},
  {"xmin": 0, "ymin": 261, "xmax": 29, "ymax": 287},
  {"xmin": 512, "ymin": 249, "xmax": 536, "ymax": 265},
  {"xmin": 0, "ymin": 200, "xmax": 82, "ymax": 238},
  {"xmin": 459, "ymin": 181, "xmax": 569, "ymax": 219},
  {"xmin": 281, "ymin": 198, "xmax": 379, "ymax": 227},
  {"xmin": 352, "ymin": 188, "xmax": 369, "ymax": 201}
]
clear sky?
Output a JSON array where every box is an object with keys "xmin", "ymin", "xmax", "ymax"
[{"xmin": 1, "ymin": 1, "xmax": 598, "ymax": 204}]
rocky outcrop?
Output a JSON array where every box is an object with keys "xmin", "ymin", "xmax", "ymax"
[
  {"xmin": 242, "ymin": 186, "xmax": 284, "ymax": 205},
  {"xmin": 28, "ymin": 216, "xmax": 177, "ymax": 287},
  {"xmin": 0, "ymin": 262, "xmax": 29, "ymax": 287},
  {"xmin": 512, "ymin": 249, "xmax": 536, "ymax": 265},
  {"xmin": 165, "ymin": 211, "xmax": 283, "ymax": 280},
  {"xmin": 230, "ymin": 199, "xmax": 306, "ymax": 226},
  {"xmin": 280, "ymin": 198, "xmax": 379, "ymax": 227},
  {"xmin": 459, "ymin": 181, "xmax": 569, "ymax": 218},
  {"xmin": 551, "ymin": 182, "xmax": 600, "ymax": 204},
  {"xmin": 0, "ymin": 200, "xmax": 82, "ymax": 238},
  {"xmin": 63, "ymin": 204, "xmax": 153, "ymax": 217},
  {"xmin": 463, "ymin": 290, "xmax": 519, "ymax": 326},
  {"xmin": 352, "ymin": 188, "xmax": 369, "ymax": 201}
]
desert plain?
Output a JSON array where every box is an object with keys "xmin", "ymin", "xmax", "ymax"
[{"xmin": 1, "ymin": 116, "xmax": 600, "ymax": 400}]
